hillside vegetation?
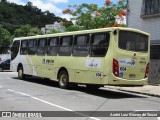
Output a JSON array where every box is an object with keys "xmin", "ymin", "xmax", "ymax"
[{"xmin": 0, "ymin": 0, "xmax": 66, "ymax": 34}]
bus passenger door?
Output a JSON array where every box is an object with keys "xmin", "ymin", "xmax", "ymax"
[
  {"xmin": 27, "ymin": 39, "xmax": 38, "ymax": 76},
  {"xmin": 32, "ymin": 56, "xmax": 42, "ymax": 77},
  {"xmin": 26, "ymin": 55, "xmax": 41, "ymax": 77},
  {"xmin": 26, "ymin": 55, "xmax": 34, "ymax": 75}
]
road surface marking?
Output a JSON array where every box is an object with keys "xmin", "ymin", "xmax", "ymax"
[
  {"xmin": 0, "ymin": 72, "xmax": 17, "ymax": 74},
  {"xmin": 9, "ymin": 72, "xmax": 18, "ymax": 75},
  {"xmin": 7, "ymin": 89, "xmax": 100, "ymax": 120},
  {"xmin": 0, "ymin": 86, "xmax": 3, "ymax": 88},
  {"xmin": 0, "ymin": 78, "xmax": 12, "ymax": 79},
  {"xmin": 134, "ymin": 110, "xmax": 159, "ymax": 111}
]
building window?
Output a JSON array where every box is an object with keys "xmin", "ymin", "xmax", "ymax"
[
  {"xmin": 141, "ymin": 0, "xmax": 160, "ymax": 17},
  {"xmin": 150, "ymin": 45, "xmax": 160, "ymax": 59}
]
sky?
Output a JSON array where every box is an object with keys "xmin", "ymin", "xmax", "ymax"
[{"xmin": 6, "ymin": 0, "xmax": 119, "ymax": 20}]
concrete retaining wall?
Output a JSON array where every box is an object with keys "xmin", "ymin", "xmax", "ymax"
[{"xmin": 148, "ymin": 60, "xmax": 160, "ymax": 84}]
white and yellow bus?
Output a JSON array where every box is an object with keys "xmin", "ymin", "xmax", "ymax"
[{"xmin": 10, "ymin": 27, "xmax": 150, "ymax": 89}]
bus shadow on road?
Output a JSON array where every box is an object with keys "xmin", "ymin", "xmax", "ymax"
[
  {"xmin": 12, "ymin": 76, "xmax": 59, "ymax": 88},
  {"xmin": 12, "ymin": 77, "xmax": 146, "ymax": 99},
  {"xmin": 74, "ymin": 87, "xmax": 147, "ymax": 99}
]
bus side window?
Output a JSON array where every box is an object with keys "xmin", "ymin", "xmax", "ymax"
[
  {"xmin": 28, "ymin": 39, "xmax": 37, "ymax": 55},
  {"xmin": 59, "ymin": 36, "xmax": 72, "ymax": 56},
  {"xmin": 11, "ymin": 40, "xmax": 20, "ymax": 60},
  {"xmin": 47, "ymin": 37, "xmax": 59, "ymax": 56},
  {"xmin": 20, "ymin": 40, "xmax": 28, "ymax": 55},
  {"xmin": 90, "ymin": 32, "xmax": 110, "ymax": 57},
  {"xmin": 73, "ymin": 35, "xmax": 89, "ymax": 57},
  {"xmin": 36, "ymin": 38, "xmax": 47, "ymax": 55}
]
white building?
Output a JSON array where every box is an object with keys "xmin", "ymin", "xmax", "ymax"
[
  {"xmin": 41, "ymin": 21, "xmax": 65, "ymax": 33},
  {"xmin": 127, "ymin": 0, "xmax": 160, "ymax": 84},
  {"xmin": 127, "ymin": 0, "xmax": 160, "ymax": 41}
]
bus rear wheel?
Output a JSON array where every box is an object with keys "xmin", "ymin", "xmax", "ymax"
[
  {"xmin": 18, "ymin": 67, "xmax": 25, "ymax": 80},
  {"xmin": 58, "ymin": 71, "xmax": 69, "ymax": 89}
]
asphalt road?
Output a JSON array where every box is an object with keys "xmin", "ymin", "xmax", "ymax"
[{"xmin": 0, "ymin": 71, "xmax": 160, "ymax": 120}]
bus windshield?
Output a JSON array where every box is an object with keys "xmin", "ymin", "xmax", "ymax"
[
  {"xmin": 11, "ymin": 40, "xmax": 20, "ymax": 60},
  {"xmin": 119, "ymin": 31, "xmax": 148, "ymax": 52}
]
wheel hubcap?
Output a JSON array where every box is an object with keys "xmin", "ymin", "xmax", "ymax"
[
  {"xmin": 18, "ymin": 70, "xmax": 23, "ymax": 78},
  {"xmin": 60, "ymin": 74, "xmax": 67, "ymax": 86}
]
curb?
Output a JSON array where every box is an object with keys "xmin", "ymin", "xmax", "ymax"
[{"xmin": 105, "ymin": 86, "xmax": 160, "ymax": 98}]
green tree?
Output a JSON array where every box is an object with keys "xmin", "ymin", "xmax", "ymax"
[
  {"xmin": 28, "ymin": 27, "xmax": 43, "ymax": 36},
  {"xmin": 63, "ymin": 0, "xmax": 126, "ymax": 29},
  {"xmin": 61, "ymin": 21, "xmax": 73, "ymax": 28},
  {"xmin": 0, "ymin": 25, "xmax": 12, "ymax": 54},
  {"xmin": 0, "ymin": 1, "xmax": 66, "ymax": 35},
  {"xmin": 14, "ymin": 24, "xmax": 42, "ymax": 37},
  {"xmin": 50, "ymin": 29, "xmax": 60, "ymax": 34},
  {"xmin": 1, "ymin": 0, "xmax": 7, "ymax": 3},
  {"xmin": 14, "ymin": 24, "xmax": 31, "ymax": 37},
  {"xmin": 65, "ymin": 25, "xmax": 85, "ymax": 32}
]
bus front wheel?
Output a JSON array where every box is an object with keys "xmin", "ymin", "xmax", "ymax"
[
  {"xmin": 18, "ymin": 67, "xmax": 25, "ymax": 80},
  {"xmin": 58, "ymin": 71, "xmax": 69, "ymax": 89}
]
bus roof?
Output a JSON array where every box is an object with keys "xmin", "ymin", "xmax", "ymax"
[{"xmin": 13, "ymin": 27, "xmax": 150, "ymax": 41}]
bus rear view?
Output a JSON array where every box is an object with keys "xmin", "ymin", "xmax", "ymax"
[{"xmin": 110, "ymin": 29, "xmax": 150, "ymax": 86}]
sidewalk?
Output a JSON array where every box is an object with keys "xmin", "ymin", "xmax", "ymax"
[{"xmin": 105, "ymin": 85, "xmax": 160, "ymax": 97}]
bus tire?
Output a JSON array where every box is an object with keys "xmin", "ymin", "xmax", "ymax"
[
  {"xmin": 58, "ymin": 71, "xmax": 69, "ymax": 89},
  {"xmin": 18, "ymin": 67, "xmax": 25, "ymax": 80}
]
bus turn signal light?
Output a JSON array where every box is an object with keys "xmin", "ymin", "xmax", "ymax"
[
  {"xmin": 144, "ymin": 63, "xmax": 149, "ymax": 78},
  {"xmin": 113, "ymin": 59, "xmax": 119, "ymax": 77}
]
